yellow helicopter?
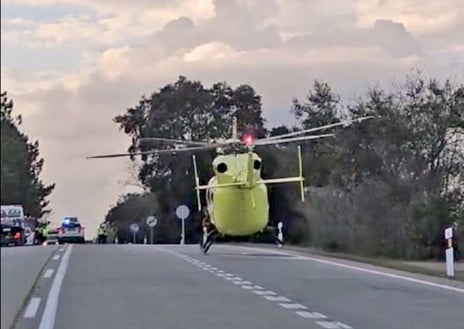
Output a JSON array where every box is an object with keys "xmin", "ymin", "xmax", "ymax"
[{"xmin": 87, "ymin": 116, "xmax": 372, "ymax": 253}]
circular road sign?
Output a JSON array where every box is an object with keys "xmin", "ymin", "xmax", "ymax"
[
  {"xmin": 146, "ymin": 216, "xmax": 158, "ymax": 227},
  {"xmin": 130, "ymin": 223, "xmax": 139, "ymax": 233},
  {"xmin": 175, "ymin": 205, "xmax": 190, "ymax": 220}
]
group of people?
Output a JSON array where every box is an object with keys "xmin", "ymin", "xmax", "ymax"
[
  {"xmin": 35, "ymin": 220, "xmax": 113, "ymax": 245},
  {"xmin": 34, "ymin": 221, "xmax": 114, "ymax": 245}
]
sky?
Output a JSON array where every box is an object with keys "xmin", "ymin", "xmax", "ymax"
[{"xmin": 2, "ymin": 0, "xmax": 463, "ymax": 238}]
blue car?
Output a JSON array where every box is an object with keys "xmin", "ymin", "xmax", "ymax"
[{"xmin": 58, "ymin": 217, "xmax": 85, "ymax": 244}]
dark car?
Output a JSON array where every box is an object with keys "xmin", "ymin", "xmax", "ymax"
[
  {"xmin": 1, "ymin": 217, "xmax": 25, "ymax": 247},
  {"xmin": 1, "ymin": 225, "xmax": 25, "ymax": 247}
]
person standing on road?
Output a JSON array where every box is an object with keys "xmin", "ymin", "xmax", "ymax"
[
  {"xmin": 97, "ymin": 223, "xmax": 107, "ymax": 244},
  {"xmin": 36, "ymin": 224, "xmax": 47, "ymax": 245}
]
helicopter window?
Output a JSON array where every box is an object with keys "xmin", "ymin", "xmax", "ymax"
[
  {"xmin": 253, "ymin": 159, "xmax": 261, "ymax": 170},
  {"xmin": 216, "ymin": 162, "xmax": 228, "ymax": 173}
]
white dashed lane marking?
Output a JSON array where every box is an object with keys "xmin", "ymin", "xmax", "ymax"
[
  {"xmin": 24, "ymin": 297, "xmax": 41, "ymax": 318},
  {"xmin": 52, "ymin": 255, "xmax": 60, "ymax": 260},
  {"xmin": 166, "ymin": 249, "xmax": 355, "ymax": 329},
  {"xmin": 264, "ymin": 295, "xmax": 291, "ymax": 302},
  {"xmin": 240, "ymin": 285, "xmax": 255, "ymax": 290},
  {"xmin": 296, "ymin": 311, "xmax": 327, "ymax": 319},
  {"xmin": 279, "ymin": 303, "xmax": 307, "ymax": 310},
  {"xmin": 316, "ymin": 321, "xmax": 353, "ymax": 329},
  {"xmin": 43, "ymin": 269, "xmax": 54, "ymax": 278},
  {"xmin": 253, "ymin": 290, "xmax": 277, "ymax": 296}
]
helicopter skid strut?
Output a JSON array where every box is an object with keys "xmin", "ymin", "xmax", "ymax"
[
  {"xmin": 263, "ymin": 221, "xmax": 284, "ymax": 248},
  {"xmin": 200, "ymin": 218, "xmax": 284, "ymax": 253},
  {"xmin": 200, "ymin": 225, "xmax": 220, "ymax": 254}
]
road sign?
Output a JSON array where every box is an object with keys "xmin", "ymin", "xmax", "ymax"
[
  {"xmin": 445, "ymin": 227, "xmax": 453, "ymax": 239},
  {"xmin": 130, "ymin": 223, "xmax": 139, "ymax": 233},
  {"xmin": 176, "ymin": 205, "xmax": 190, "ymax": 220},
  {"xmin": 146, "ymin": 216, "xmax": 157, "ymax": 244},
  {"xmin": 146, "ymin": 216, "xmax": 157, "ymax": 227},
  {"xmin": 130, "ymin": 223, "xmax": 139, "ymax": 244},
  {"xmin": 175, "ymin": 205, "xmax": 190, "ymax": 245}
]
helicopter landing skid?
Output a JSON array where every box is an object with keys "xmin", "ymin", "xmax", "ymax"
[
  {"xmin": 265, "ymin": 221, "xmax": 284, "ymax": 248},
  {"xmin": 200, "ymin": 226, "xmax": 219, "ymax": 254}
]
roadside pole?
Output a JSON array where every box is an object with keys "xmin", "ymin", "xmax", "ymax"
[{"xmin": 445, "ymin": 226, "xmax": 454, "ymax": 277}]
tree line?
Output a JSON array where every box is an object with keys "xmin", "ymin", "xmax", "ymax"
[
  {"xmin": 1, "ymin": 91, "xmax": 55, "ymax": 223},
  {"xmin": 106, "ymin": 70, "xmax": 463, "ymax": 260}
]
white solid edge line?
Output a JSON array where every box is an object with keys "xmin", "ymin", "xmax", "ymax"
[
  {"xmin": 43, "ymin": 269, "xmax": 54, "ymax": 279},
  {"xmin": 38, "ymin": 245, "xmax": 73, "ymax": 329},
  {"xmin": 225, "ymin": 245, "xmax": 464, "ymax": 294},
  {"xmin": 24, "ymin": 297, "xmax": 41, "ymax": 318}
]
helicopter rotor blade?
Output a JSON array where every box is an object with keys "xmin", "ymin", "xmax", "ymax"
[
  {"xmin": 86, "ymin": 145, "xmax": 219, "ymax": 159},
  {"xmin": 259, "ymin": 116, "xmax": 373, "ymax": 141},
  {"xmin": 254, "ymin": 133, "xmax": 335, "ymax": 146},
  {"xmin": 138, "ymin": 137, "xmax": 215, "ymax": 147}
]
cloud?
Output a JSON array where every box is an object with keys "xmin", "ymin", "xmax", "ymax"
[
  {"xmin": 2, "ymin": 0, "xmax": 463, "ymax": 237},
  {"xmin": 272, "ymin": 0, "xmax": 358, "ymax": 33},
  {"xmin": 2, "ymin": 0, "xmax": 215, "ymax": 49},
  {"xmin": 3, "ymin": 17, "xmax": 36, "ymax": 27},
  {"xmin": 356, "ymin": 0, "xmax": 464, "ymax": 36}
]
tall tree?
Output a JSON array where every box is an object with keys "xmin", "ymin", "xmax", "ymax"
[
  {"xmin": 1, "ymin": 91, "xmax": 55, "ymax": 219},
  {"xmin": 295, "ymin": 71, "xmax": 464, "ymax": 259},
  {"xmin": 291, "ymin": 80, "xmax": 343, "ymax": 187},
  {"xmin": 113, "ymin": 77, "xmax": 268, "ymax": 242}
]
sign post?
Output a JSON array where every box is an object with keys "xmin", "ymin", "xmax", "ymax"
[
  {"xmin": 130, "ymin": 223, "xmax": 139, "ymax": 244},
  {"xmin": 444, "ymin": 227, "xmax": 454, "ymax": 277},
  {"xmin": 146, "ymin": 216, "xmax": 158, "ymax": 244},
  {"xmin": 175, "ymin": 205, "xmax": 190, "ymax": 245}
]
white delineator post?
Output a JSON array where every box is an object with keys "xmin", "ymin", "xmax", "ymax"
[
  {"xmin": 444, "ymin": 227, "xmax": 454, "ymax": 277},
  {"xmin": 277, "ymin": 222, "xmax": 283, "ymax": 248}
]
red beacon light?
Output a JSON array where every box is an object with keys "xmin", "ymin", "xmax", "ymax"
[{"xmin": 243, "ymin": 134, "xmax": 254, "ymax": 146}]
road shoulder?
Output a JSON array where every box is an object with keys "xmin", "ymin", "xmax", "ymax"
[
  {"xmin": 1, "ymin": 246, "xmax": 60, "ymax": 329},
  {"xmin": 231, "ymin": 243, "xmax": 464, "ymax": 289}
]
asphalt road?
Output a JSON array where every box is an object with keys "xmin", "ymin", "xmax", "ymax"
[
  {"xmin": 1, "ymin": 245, "xmax": 59, "ymax": 329},
  {"xmin": 2, "ymin": 243, "xmax": 464, "ymax": 329}
]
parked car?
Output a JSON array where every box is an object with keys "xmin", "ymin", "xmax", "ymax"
[
  {"xmin": 1, "ymin": 205, "xmax": 26, "ymax": 247},
  {"xmin": 58, "ymin": 217, "xmax": 85, "ymax": 244},
  {"xmin": 45, "ymin": 229, "xmax": 59, "ymax": 245},
  {"xmin": 1, "ymin": 225, "xmax": 25, "ymax": 247}
]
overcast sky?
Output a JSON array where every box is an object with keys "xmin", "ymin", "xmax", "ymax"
[{"xmin": 1, "ymin": 0, "xmax": 463, "ymax": 238}]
